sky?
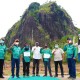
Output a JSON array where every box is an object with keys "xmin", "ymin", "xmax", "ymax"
[{"xmin": 0, "ymin": 0, "xmax": 80, "ymax": 38}]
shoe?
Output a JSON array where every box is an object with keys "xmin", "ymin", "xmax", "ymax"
[
  {"xmin": 68, "ymin": 76, "xmax": 72, "ymax": 79},
  {"xmin": 43, "ymin": 75, "xmax": 47, "ymax": 77},
  {"xmin": 23, "ymin": 75, "xmax": 25, "ymax": 77},
  {"xmin": 0, "ymin": 76, "xmax": 4, "ymax": 78},
  {"xmin": 50, "ymin": 74, "xmax": 53, "ymax": 77},
  {"xmin": 12, "ymin": 76, "xmax": 14, "ymax": 78},
  {"xmin": 54, "ymin": 75, "xmax": 58, "ymax": 77},
  {"xmin": 16, "ymin": 76, "xmax": 20, "ymax": 78},
  {"xmin": 72, "ymin": 78, "xmax": 76, "ymax": 80},
  {"xmin": 36, "ymin": 74, "xmax": 40, "ymax": 76},
  {"xmin": 61, "ymin": 75, "xmax": 64, "ymax": 78},
  {"xmin": 32, "ymin": 74, "xmax": 35, "ymax": 76},
  {"xmin": 26, "ymin": 74, "xmax": 29, "ymax": 77}
]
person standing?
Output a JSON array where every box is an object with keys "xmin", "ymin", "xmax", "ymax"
[
  {"xmin": 52, "ymin": 44, "xmax": 64, "ymax": 77},
  {"xmin": 0, "ymin": 39, "xmax": 7, "ymax": 78},
  {"xmin": 64, "ymin": 38, "xmax": 77, "ymax": 80},
  {"xmin": 22, "ymin": 44, "xmax": 31, "ymax": 77},
  {"xmin": 41, "ymin": 44, "xmax": 52, "ymax": 77},
  {"xmin": 10, "ymin": 39, "xmax": 21, "ymax": 78},
  {"xmin": 32, "ymin": 42, "xmax": 42, "ymax": 76}
]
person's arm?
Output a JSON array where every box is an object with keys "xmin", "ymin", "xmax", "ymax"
[
  {"xmin": 62, "ymin": 52, "xmax": 64, "ymax": 60},
  {"xmin": 32, "ymin": 47, "xmax": 34, "ymax": 52},
  {"xmin": 20, "ymin": 48, "xmax": 24, "ymax": 54},
  {"xmin": 63, "ymin": 45, "xmax": 67, "ymax": 51},
  {"xmin": 40, "ymin": 48, "xmax": 44, "ymax": 54},
  {"xmin": 52, "ymin": 49, "xmax": 55, "ymax": 54},
  {"xmin": 61, "ymin": 49, "xmax": 65, "ymax": 60},
  {"xmin": 62, "ymin": 54, "xmax": 64, "ymax": 60},
  {"xmin": 73, "ymin": 46, "xmax": 78, "ymax": 59},
  {"xmin": 49, "ymin": 49, "xmax": 52, "ymax": 57},
  {"xmin": 10, "ymin": 43, "xmax": 14, "ymax": 49},
  {"xmin": 8, "ymin": 44, "xmax": 14, "ymax": 54}
]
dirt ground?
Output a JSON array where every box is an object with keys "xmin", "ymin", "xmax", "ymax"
[{"xmin": 1, "ymin": 60, "xmax": 80, "ymax": 80}]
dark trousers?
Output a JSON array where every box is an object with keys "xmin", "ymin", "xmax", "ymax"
[
  {"xmin": 54, "ymin": 60, "xmax": 64, "ymax": 76},
  {"xmin": 33, "ymin": 59, "xmax": 40, "ymax": 75},
  {"xmin": 0, "ymin": 59, "xmax": 4, "ymax": 77},
  {"xmin": 11, "ymin": 58, "xmax": 20, "ymax": 77},
  {"xmin": 44, "ymin": 59, "xmax": 52, "ymax": 76},
  {"xmin": 23, "ymin": 60, "xmax": 30, "ymax": 76},
  {"xmin": 67, "ymin": 58, "xmax": 76, "ymax": 78}
]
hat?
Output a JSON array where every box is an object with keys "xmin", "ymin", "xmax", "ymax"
[
  {"xmin": 14, "ymin": 39, "xmax": 19, "ymax": 42},
  {"xmin": 35, "ymin": 42, "xmax": 39, "ymax": 46},
  {"xmin": 67, "ymin": 38, "xmax": 72, "ymax": 40}
]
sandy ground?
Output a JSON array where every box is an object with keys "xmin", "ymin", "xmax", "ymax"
[{"xmin": 1, "ymin": 60, "xmax": 80, "ymax": 80}]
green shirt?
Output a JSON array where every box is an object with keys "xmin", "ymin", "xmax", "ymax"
[
  {"xmin": 11, "ymin": 45, "xmax": 21, "ymax": 59},
  {"xmin": 0, "ymin": 44, "xmax": 7, "ymax": 59},
  {"xmin": 41, "ymin": 48, "xmax": 52, "ymax": 61},
  {"xmin": 22, "ymin": 48, "xmax": 31, "ymax": 62},
  {"xmin": 64, "ymin": 44, "xmax": 77, "ymax": 58}
]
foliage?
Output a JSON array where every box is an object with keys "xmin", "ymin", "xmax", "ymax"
[
  {"xmin": 5, "ymin": 51, "xmax": 11, "ymax": 61},
  {"xmin": 28, "ymin": 2, "xmax": 40, "ymax": 12},
  {"xmin": 28, "ymin": 10, "xmax": 39, "ymax": 24},
  {"xmin": 38, "ymin": 2, "xmax": 51, "ymax": 13}
]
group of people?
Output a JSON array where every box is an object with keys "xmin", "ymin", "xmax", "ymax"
[{"xmin": 0, "ymin": 37, "xmax": 78, "ymax": 80}]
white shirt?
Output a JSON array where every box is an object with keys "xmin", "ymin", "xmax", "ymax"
[
  {"xmin": 32, "ymin": 46, "xmax": 42, "ymax": 59},
  {"xmin": 52, "ymin": 48, "xmax": 64, "ymax": 61}
]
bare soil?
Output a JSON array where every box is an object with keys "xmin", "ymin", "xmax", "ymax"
[{"xmin": 1, "ymin": 60, "xmax": 80, "ymax": 80}]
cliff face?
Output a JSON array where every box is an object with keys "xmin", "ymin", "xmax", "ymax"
[{"xmin": 5, "ymin": 2, "xmax": 78, "ymax": 47}]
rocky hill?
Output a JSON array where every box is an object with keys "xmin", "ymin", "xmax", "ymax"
[{"xmin": 5, "ymin": 2, "xmax": 78, "ymax": 47}]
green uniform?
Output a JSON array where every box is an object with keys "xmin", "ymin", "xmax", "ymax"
[
  {"xmin": 22, "ymin": 48, "xmax": 31, "ymax": 62},
  {"xmin": 11, "ymin": 45, "xmax": 21, "ymax": 59},
  {"xmin": 0, "ymin": 44, "xmax": 7, "ymax": 59},
  {"xmin": 64, "ymin": 44, "xmax": 77, "ymax": 58},
  {"xmin": 41, "ymin": 48, "xmax": 52, "ymax": 61}
]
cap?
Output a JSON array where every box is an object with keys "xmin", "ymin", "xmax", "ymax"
[
  {"xmin": 35, "ymin": 42, "xmax": 39, "ymax": 45},
  {"xmin": 14, "ymin": 39, "xmax": 19, "ymax": 42},
  {"xmin": 67, "ymin": 38, "xmax": 72, "ymax": 40}
]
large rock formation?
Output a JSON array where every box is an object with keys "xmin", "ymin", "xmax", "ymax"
[{"xmin": 5, "ymin": 2, "xmax": 78, "ymax": 47}]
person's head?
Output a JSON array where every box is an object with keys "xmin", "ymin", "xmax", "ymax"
[
  {"xmin": 55, "ymin": 44, "xmax": 59, "ymax": 49},
  {"xmin": 0, "ymin": 39, "xmax": 4, "ymax": 45},
  {"xmin": 14, "ymin": 39, "xmax": 19, "ymax": 46},
  {"xmin": 35, "ymin": 42, "xmax": 39, "ymax": 47},
  {"xmin": 67, "ymin": 38, "xmax": 72, "ymax": 44},
  {"xmin": 24, "ymin": 43, "xmax": 29, "ymax": 51},
  {"xmin": 25, "ymin": 46, "xmax": 29, "ymax": 51}
]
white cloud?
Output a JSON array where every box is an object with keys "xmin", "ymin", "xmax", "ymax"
[{"xmin": 0, "ymin": 0, "xmax": 80, "ymax": 38}]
